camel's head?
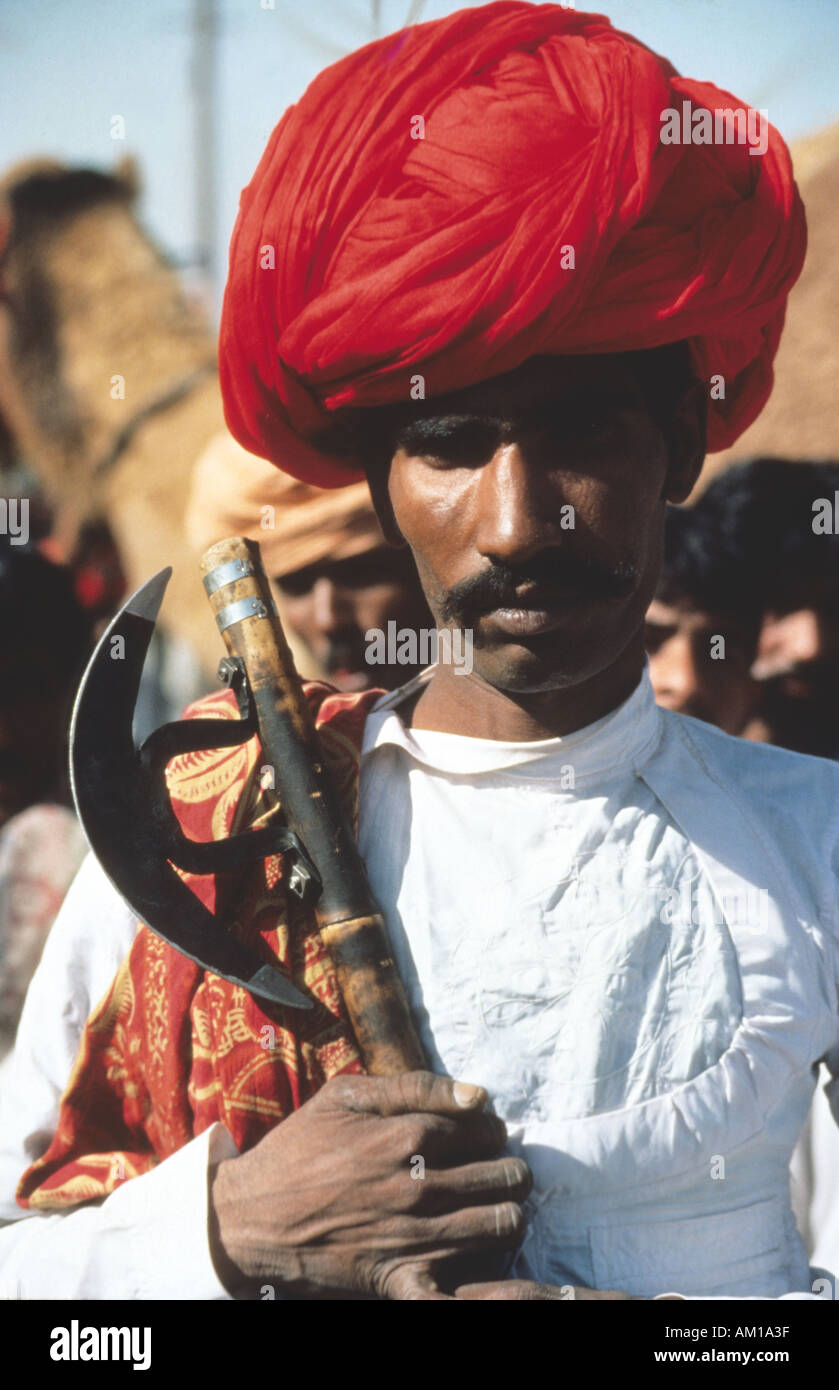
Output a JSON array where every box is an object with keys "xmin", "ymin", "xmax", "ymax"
[
  {"xmin": 0, "ymin": 155, "xmax": 141, "ymax": 343},
  {"xmin": 0, "ymin": 158, "xmax": 141, "ymax": 291},
  {"xmin": 0, "ymin": 157, "xmax": 211, "ymax": 542},
  {"xmin": 0, "ymin": 159, "xmax": 142, "ymax": 490}
]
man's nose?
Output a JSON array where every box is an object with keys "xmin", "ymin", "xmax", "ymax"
[
  {"xmin": 311, "ymin": 577, "xmax": 350, "ymax": 633},
  {"xmin": 649, "ymin": 634, "xmax": 704, "ymax": 712},
  {"xmin": 473, "ymin": 441, "xmax": 566, "ymax": 565}
]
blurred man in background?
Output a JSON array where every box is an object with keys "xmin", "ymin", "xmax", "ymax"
[
  {"xmin": 707, "ymin": 458, "xmax": 839, "ymax": 758},
  {"xmin": 645, "ymin": 500, "xmax": 763, "ymax": 737},
  {"xmin": 648, "ymin": 458, "xmax": 839, "ymax": 755},
  {"xmin": 187, "ymin": 433, "xmax": 431, "ymax": 693}
]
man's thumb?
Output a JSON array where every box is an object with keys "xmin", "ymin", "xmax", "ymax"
[
  {"xmin": 353, "ymin": 1070, "xmax": 488, "ymax": 1117},
  {"xmin": 382, "ymin": 1262, "xmax": 456, "ymax": 1301}
]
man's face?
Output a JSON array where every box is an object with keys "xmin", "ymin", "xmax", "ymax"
[
  {"xmin": 275, "ymin": 545, "xmax": 430, "ymax": 692},
  {"xmin": 645, "ymin": 598, "xmax": 759, "ymax": 736},
  {"xmin": 383, "ymin": 354, "xmax": 698, "ymax": 696},
  {"xmin": 750, "ymin": 579, "xmax": 839, "ymax": 756}
]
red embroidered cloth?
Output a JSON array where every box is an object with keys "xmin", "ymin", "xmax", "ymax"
[{"xmin": 18, "ymin": 683, "xmax": 380, "ymax": 1211}]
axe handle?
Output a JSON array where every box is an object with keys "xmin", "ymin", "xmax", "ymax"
[{"xmin": 200, "ymin": 536, "xmax": 425, "ymax": 1076}]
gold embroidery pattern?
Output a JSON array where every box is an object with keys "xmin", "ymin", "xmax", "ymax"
[{"xmin": 17, "ymin": 684, "xmax": 383, "ymax": 1209}]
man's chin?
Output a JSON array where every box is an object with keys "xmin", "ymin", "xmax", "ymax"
[
  {"xmin": 327, "ymin": 669, "xmax": 372, "ymax": 693},
  {"xmin": 469, "ymin": 643, "xmax": 594, "ymax": 696}
]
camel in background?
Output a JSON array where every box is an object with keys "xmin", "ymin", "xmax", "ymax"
[
  {"xmin": 700, "ymin": 121, "xmax": 839, "ymax": 486},
  {"xmin": 0, "ymin": 157, "xmax": 229, "ymax": 677}
]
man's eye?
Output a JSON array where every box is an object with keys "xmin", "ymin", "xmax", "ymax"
[
  {"xmin": 565, "ymin": 414, "xmax": 614, "ymax": 440},
  {"xmin": 422, "ymin": 422, "xmax": 502, "ymax": 467},
  {"xmin": 276, "ymin": 571, "xmax": 316, "ymax": 598},
  {"xmin": 644, "ymin": 623, "xmax": 674, "ymax": 654},
  {"xmin": 525, "ymin": 410, "xmax": 619, "ymax": 453},
  {"xmin": 340, "ymin": 556, "xmax": 392, "ymax": 587}
]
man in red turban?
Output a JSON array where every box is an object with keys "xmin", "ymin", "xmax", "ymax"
[
  {"xmin": 5, "ymin": 4, "xmax": 837, "ymax": 1309},
  {"xmin": 219, "ymin": 1, "xmax": 803, "ymax": 485}
]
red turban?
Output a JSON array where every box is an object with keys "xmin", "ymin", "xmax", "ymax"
[{"xmin": 219, "ymin": 1, "xmax": 806, "ymax": 486}]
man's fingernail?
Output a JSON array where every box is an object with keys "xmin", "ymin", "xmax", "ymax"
[{"xmin": 453, "ymin": 1081, "xmax": 484, "ymax": 1107}]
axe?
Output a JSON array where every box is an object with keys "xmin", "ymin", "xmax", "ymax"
[{"xmin": 71, "ymin": 539, "xmax": 425, "ymax": 1075}]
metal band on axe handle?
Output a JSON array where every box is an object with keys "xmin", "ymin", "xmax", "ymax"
[{"xmin": 200, "ymin": 536, "xmax": 425, "ymax": 1077}]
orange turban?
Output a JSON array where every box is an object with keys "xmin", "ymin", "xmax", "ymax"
[
  {"xmin": 219, "ymin": 1, "xmax": 806, "ymax": 486},
  {"xmin": 185, "ymin": 433, "xmax": 383, "ymax": 578}
]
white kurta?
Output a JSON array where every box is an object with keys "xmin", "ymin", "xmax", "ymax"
[
  {"xmin": 358, "ymin": 670, "xmax": 839, "ymax": 1298},
  {"xmin": 1, "ymin": 670, "xmax": 837, "ymax": 1298}
]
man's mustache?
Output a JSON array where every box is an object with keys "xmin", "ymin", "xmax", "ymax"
[
  {"xmin": 440, "ymin": 551, "xmax": 639, "ymax": 625},
  {"xmin": 323, "ymin": 634, "xmax": 369, "ymax": 674}
]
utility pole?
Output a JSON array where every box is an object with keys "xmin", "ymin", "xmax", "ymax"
[{"xmin": 192, "ymin": 0, "xmax": 218, "ymax": 297}]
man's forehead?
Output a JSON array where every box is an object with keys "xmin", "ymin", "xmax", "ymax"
[
  {"xmin": 397, "ymin": 353, "xmax": 644, "ymax": 425},
  {"xmin": 646, "ymin": 598, "xmax": 756, "ymax": 643},
  {"xmin": 276, "ymin": 544, "xmax": 405, "ymax": 589},
  {"xmin": 767, "ymin": 571, "xmax": 839, "ymax": 618},
  {"xmin": 646, "ymin": 599, "xmax": 714, "ymax": 629}
]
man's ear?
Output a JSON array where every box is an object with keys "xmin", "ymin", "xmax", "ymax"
[
  {"xmin": 365, "ymin": 458, "xmax": 406, "ymax": 547},
  {"xmin": 115, "ymin": 154, "xmax": 141, "ymax": 201},
  {"xmin": 663, "ymin": 378, "xmax": 707, "ymax": 503}
]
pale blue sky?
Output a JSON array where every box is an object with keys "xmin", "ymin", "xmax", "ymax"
[{"xmin": 2, "ymin": 0, "xmax": 837, "ymax": 310}]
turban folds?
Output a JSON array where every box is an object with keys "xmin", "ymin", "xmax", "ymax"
[{"xmin": 219, "ymin": 1, "xmax": 806, "ymax": 486}]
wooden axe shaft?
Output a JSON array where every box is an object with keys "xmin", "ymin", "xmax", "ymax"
[{"xmin": 200, "ymin": 536, "xmax": 425, "ymax": 1077}]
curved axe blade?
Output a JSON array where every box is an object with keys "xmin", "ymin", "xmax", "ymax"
[{"xmin": 69, "ymin": 569, "xmax": 312, "ymax": 1010}]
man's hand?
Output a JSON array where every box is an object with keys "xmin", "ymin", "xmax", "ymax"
[{"xmin": 209, "ymin": 1071, "xmax": 531, "ymax": 1299}]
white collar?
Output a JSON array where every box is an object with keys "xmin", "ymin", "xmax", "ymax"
[{"xmin": 361, "ymin": 664, "xmax": 662, "ymax": 782}]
